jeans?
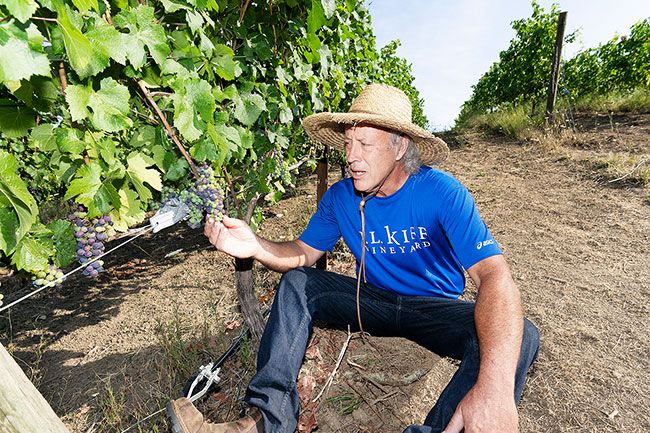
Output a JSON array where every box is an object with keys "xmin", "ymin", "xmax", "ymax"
[{"xmin": 244, "ymin": 267, "xmax": 540, "ymax": 433}]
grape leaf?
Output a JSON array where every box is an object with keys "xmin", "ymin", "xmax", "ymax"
[
  {"xmin": 111, "ymin": 187, "xmax": 145, "ymax": 231},
  {"xmin": 65, "ymin": 83, "xmax": 92, "ymax": 121},
  {"xmin": 210, "ymin": 44, "xmax": 235, "ymax": 80},
  {"xmin": 0, "ymin": 103, "xmax": 36, "ymax": 138},
  {"xmin": 87, "ymin": 78, "xmax": 133, "ymax": 132},
  {"xmin": 56, "ymin": 127, "xmax": 86, "ymax": 155},
  {"xmin": 0, "ymin": 0, "xmax": 39, "ymax": 23},
  {"xmin": 166, "ymin": 158, "xmax": 188, "ymax": 181},
  {"xmin": 70, "ymin": 0, "xmax": 98, "ymax": 13},
  {"xmin": 125, "ymin": 152, "xmax": 162, "ymax": 203},
  {"xmin": 10, "ymin": 234, "xmax": 54, "ymax": 273},
  {"xmin": 234, "ymin": 91, "xmax": 266, "ymax": 126},
  {"xmin": 307, "ymin": 0, "xmax": 327, "ymax": 34},
  {"xmin": 65, "ymin": 163, "xmax": 121, "ymax": 217},
  {"xmin": 0, "ymin": 150, "xmax": 38, "ymax": 246},
  {"xmin": 47, "ymin": 219, "xmax": 76, "ymax": 267},
  {"xmin": 190, "ymin": 137, "xmax": 218, "ymax": 162},
  {"xmin": 0, "ymin": 207, "xmax": 18, "ymax": 255},
  {"xmin": 56, "ymin": 4, "xmax": 109, "ymax": 78},
  {"xmin": 86, "ymin": 21, "xmax": 128, "ymax": 65},
  {"xmin": 29, "ymin": 124, "xmax": 57, "ymax": 151},
  {"xmin": 321, "ymin": 0, "xmax": 335, "ymax": 19},
  {"xmin": 0, "ymin": 28, "xmax": 50, "ymax": 84},
  {"xmin": 113, "ymin": 5, "xmax": 170, "ymax": 67},
  {"xmin": 171, "ymin": 78, "xmax": 215, "ymax": 142}
]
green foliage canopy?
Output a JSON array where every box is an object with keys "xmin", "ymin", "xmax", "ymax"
[{"xmin": 0, "ymin": 0, "xmax": 428, "ymax": 278}]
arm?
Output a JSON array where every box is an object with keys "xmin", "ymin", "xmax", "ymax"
[
  {"xmin": 204, "ymin": 216, "xmax": 324, "ymax": 273},
  {"xmin": 444, "ymin": 254, "xmax": 523, "ymax": 433}
]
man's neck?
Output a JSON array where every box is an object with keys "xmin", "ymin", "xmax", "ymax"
[{"xmin": 375, "ymin": 163, "xmax": 410, "ymax": 197}]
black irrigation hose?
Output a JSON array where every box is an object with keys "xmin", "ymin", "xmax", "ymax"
[{"xmin": 181, "ymin": 307, "xmax": 270, "ymax": 398}]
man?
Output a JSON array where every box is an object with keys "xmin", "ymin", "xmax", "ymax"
[{"xmin": 167, "ymin": 84, "xmax": 540, "ymax": 433}]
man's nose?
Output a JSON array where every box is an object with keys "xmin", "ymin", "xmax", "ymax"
[{"xmin": 346, "ymin": 141, "xmax": 361, "ymax": 163}]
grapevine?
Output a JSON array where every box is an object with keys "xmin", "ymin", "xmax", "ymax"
[
  {"xmin": 68, "ymin": 208, "xmax": 115, "ymax": 278},
  {"xmin": 32, "ymin": 264, "xmax": 65, "ymax": 287},
  {"xmin": 165, "ymin": 164, "xmax": 225, "ymax": 229},
  {"xmin": 0, "ymin": 0, "xmax": 428, "ymax": 286}
]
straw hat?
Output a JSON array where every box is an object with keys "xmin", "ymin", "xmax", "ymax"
[{"xmin": 302, "ymin": 83, "xmax": 449, "ymax": 165}]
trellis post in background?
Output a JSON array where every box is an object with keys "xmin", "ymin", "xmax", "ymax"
[
  {"xmin": 316, "ymin": 145, "xmax": 329, "ymax": 271},
  {"xmin": 546, "ymin": 11, "xmax": 568, "ymax": 123},
  {"xmin": 0, "ymin": 343, "xmax": 70, "ymax": 433}
]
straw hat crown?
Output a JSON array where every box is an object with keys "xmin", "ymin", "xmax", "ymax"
[{"xmin": 302, "ymin": 83, "xmax": 449, "ymax": 165}]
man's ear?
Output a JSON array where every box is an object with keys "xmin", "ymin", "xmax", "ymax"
[{"xmin": 396, "ymin": 135, "xmax": 409, "ymax": 160}]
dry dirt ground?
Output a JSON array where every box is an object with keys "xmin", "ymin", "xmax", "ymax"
[{"xmin": 1, "ymin": 112, "xmax": 649, "ymax": 433}]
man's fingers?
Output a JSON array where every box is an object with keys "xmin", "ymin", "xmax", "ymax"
[{"xmin": 442, "ymin": 407, "xmax": 464, "ymax": 433}]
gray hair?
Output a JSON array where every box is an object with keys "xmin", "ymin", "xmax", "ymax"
[{"xmin": 389, "ymin": 132, "xmax": 421, "ymax": 175}]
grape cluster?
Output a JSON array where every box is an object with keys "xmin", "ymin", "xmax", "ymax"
[
  {"xmin": 68, "ymin": 208, "xmax": 115, "ymax": 278},
  {"xmin": 32, "ymin": 264, "xmax": 65, "ymax": 287},
  {"xmin": 164, "ymin": 164, "xmax": 225, "ymax": 229}
]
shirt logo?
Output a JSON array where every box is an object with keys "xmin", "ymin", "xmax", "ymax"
[
  {"xmin": 362, "ymin": 225, "xmax": 431, "ymax": 255},
  {"xmin": 476, "ymin": 239, "xmax": 495, "ymax": 250}
]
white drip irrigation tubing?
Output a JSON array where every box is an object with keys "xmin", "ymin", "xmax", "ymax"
[{"xmin": 0, "ymin": 225, "xmax": 155, "ymax": 314}]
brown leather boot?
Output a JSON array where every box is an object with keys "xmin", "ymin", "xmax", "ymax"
[{"xmin": 166, "ymin": 398, "xmax": 264, "ymax": 433}]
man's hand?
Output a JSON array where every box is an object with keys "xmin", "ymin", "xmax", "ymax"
[
  {"xmin": 443, "ymin": 383, "xmax": 518, "ymax": 433},
  {"xmin": 204, "ymin": 216, "xmax": 259, "ymax": 259}
]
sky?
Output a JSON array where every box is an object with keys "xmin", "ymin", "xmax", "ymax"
[{"xmin": 367, "ymin": 0, "xmax": 650, "ymax": 131}]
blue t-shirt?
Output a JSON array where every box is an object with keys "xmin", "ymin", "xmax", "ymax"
[{"xmin": 299, "ymin": 166, "xmax": 501, "ymax": 298}]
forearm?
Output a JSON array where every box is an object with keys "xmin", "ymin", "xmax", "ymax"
[
  {"xmin": 473, "ymin": 260, "xmax": 524, "ymax": 392},
  {"xmin": 253, "ymin": 238, "xmax": 320, "ymax": 273}
]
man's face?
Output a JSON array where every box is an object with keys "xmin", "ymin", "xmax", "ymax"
[{"xmin": 344, "ymin": 124, "xmax": 407, "ymax": 196}]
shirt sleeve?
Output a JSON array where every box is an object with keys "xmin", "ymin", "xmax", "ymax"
[
  {"xmin": 299, "ymin": 186, "xmax": 341, "ymax": 252},
  {"xmin": 438, "ymin": 184, "xmax": 502, "ymax": 270}
]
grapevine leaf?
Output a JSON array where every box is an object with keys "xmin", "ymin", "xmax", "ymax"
[
  {"xmin": 86, "ymin": 21, "xmax": 128, "ymax": 65},
  {"xmin": 111, "ymin": 187, "xmax": 145, "ymax": 231},
  {"xmin": 70, "ymin": 0, "xmax": 98, "ymax": 13},
  {"xmin": 47, "ymin": 219, "xmax": 76, "ymax": 267},
  {"xmin": 129, "ymin": 125, "xmax": 157, "ymax": 149},
  {"xmin": 171, "ymin": 78, "xmax": 215, "ymax": 142},
  {"xmin": 213, "ymin": 83, "xmax": 237, "ymax": 103},
  {"xmin": 166, "ymin": 158, "xmax": 188, "ymax": 181},
  {"xmin": 64, "ymin": 162, "xmax": 121, "ymax": 217},
  {"xmin": 172, "ymin": 95, "xmax": 201, "ymax": 142},
  {"xmin": 321, "ymin": 0, "xmax": 335, "ymax": 19},
  {"xmin": 150, "ymin": 144, "xmax": 167, "ymax": 170},
  {"xmin": 56, "ymin": 4, "xmax": 108, "ymax": 78},
  {"xmin": 0, "ymin": 0, "xmax": 39, "ymax": 23},
  {"xmin": 0, "ymin": 103, "xmax": 36, "ymax": 138},
  {"xmin": 190, "ymin": 137, "xmax": 217, "ymax": 162},
  {"xmin": 87, "ymin": 78, "xmax": 133, "ymax": 132},
  {"xmin": 10, "ymin": 234, "xmax": 52, "ymax": 273},
  {"xmin": 29, "ymin": 124, "xmax": 57, "ymax": 151},
  {"xmin": 125, "ymin": 152, "xmax": 162, "ymax": 203},
  {"xmin": 210, "ymin": 44, "xmax": 235, "ymax": 80},
  {"xmin": 160, "ymin": 0, "xmax": 190, "ymax": 13},
  {"xmin": 88, "ymin": 180, "xmax": 121, "ymax": 217},
  {"xmin": 186, "ymin": 10, "xmax": 204, "ymax": 34},
  {"xmin": 64, "ymin": 162, "xmax": 102, "ymax": 204},
  {"xmin": 0, "ymin": 26, "xmax": 50, "ymax": 84},
  {"xmin": 113, "ymin": 5, "xmax": 170, "ymax": 67},
  {"xmin": 307, "ymin": 0, "xmax": 327, "ymax": 34},
  {"xmin": 0, "ymin": 207, "xmax": 18, "ymax": 255},
  {"xmin": 56, "ymin": 127, "xmax": 86, "ymax": 154},
  {"xmin": 234, "ymin": 91, "xmax": 266, "ymax": 126},
  {"xmin": 65, "ymin": 83, "xmax": 92, "ymax": 121}
]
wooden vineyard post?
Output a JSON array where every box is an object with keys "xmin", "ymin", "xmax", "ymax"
[
  {"xmin": 0, "ymin": 343, "xmax": 70, "ymax": 433},
  {"xmin": 545, "ymin": 11, "xmax": 568, "ymax": 124},
  {"xmin": 316, "ymin": 145, "xmax": 329, "ymax": 270}
]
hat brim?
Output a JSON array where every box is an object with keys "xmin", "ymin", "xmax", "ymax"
[{"xmin": 302, "ymin": 112, "xmax": 449, "ymax": 165}]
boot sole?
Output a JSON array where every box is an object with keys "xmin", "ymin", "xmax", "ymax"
[{"xmin": 166, "ymin": 400, "xmax": 188, "ymax": 433}]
